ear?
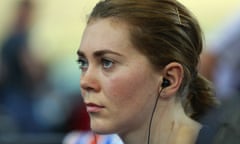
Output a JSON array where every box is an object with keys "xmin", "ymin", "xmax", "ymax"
[{"xmin": 160, "ymin": 62, "xmax": 183, "ymax": 98}]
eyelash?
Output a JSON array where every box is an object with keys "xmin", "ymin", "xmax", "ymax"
[
  {"xmin": 101, "ymin": 58, "xmax": 114, "ymax": 69},
  {"xmin": 77, "ymin": 57, "xmax": 115, "ymax": 71},
  {"xmin": 77, "ymin": 58, "xmax": 88, "ymax": 71}
]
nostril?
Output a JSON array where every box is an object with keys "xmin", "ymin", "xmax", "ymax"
[
  {"xmin": 81, "ymin": 85, "xmax": 95, "ymax": 92},
  {"xmin": 80, "ymin": 80, "xmax": 91, "ymax": 91}
]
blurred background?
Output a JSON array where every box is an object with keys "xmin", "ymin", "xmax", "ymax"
[{"xmin": 0, "ymin": 0, "xmax": 240, "ymax": 144}]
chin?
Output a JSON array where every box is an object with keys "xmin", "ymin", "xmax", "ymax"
[
  {"xmin": 90, "ymin": 121, "xmax": 118, "ymax": 134},
  {"xmin": 91, "ymin": 127, "xmax": 115, "ymax": 135}
]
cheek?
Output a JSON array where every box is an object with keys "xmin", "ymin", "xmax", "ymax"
[
  {"xmin": 106, "ymin": 74, "xmax": 142, "ymax": 102},
  {"xmin": 100, "ymin": 69, "xmax": 159, "ymax": 132},
  {"xmin": 103, "ymin": 70, "xmax": 158, "ymax": 110}
]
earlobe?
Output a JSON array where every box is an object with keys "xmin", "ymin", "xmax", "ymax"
[
  {"xmin": 160, "ymin": 62, "xmax": 183, "ymax": 98},
  {"xmin": 158, "ymin": 78, "xmax": 171, "ymax": 99}
]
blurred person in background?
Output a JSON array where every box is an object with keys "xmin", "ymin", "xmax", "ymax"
[
  {"xmin": 0, "ymin": 0, "xmax": 90, "ymax": 138},
  {"xmin": 0, "ymin": 0, "xmax": 67, "ymax": 135},
  {"xmin": 198, "ymin": 8, "xmax": 240, "ymax": 144},
  {"xmin": 200, "ymin": 9, "xmax": 240, "ymax": 100},
  {"xmin": 0, "ymin": 0, "xmax": 47, "ymax": 133}
]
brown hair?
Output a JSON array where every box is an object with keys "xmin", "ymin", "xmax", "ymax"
[{"xmin": 87, "ymin": 0, "xmax": 218, "ymax": 120}]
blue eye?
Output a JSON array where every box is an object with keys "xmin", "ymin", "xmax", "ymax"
[
  {"xmin": 102, "ymin": 58, "xmax": 113, "ymax": 69},
  {"xmin": 77, "ymin": 58, "xmax": 88, "ymax": 70}
]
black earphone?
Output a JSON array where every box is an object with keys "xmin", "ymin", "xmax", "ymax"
[{"xmin": 161, "ymin": 77, "xmax": 171, "ymax": 88}]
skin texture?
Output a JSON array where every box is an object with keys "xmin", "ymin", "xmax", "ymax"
[{"xmin": 78, "ymin": 18, "xmax": 161, "ymax": 135}]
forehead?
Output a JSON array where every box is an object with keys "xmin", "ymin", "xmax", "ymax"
[{"xmin": 79, "ymin": 18, "xmax": 134, "ymax": 52}]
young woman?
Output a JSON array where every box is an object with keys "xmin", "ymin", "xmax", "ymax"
[{"xmin": 77, "ymin": 0, "xmax": 217, "ymax": 144}]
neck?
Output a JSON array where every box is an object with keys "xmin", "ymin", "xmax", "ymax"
[{"xmin": 119, "ymin": 97, "xmax": 201, "ymax": 144}]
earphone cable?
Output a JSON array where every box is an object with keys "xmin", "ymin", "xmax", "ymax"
[{"xmin": 147, "ymin": 88, "xmax": 164, "ymax": 144}]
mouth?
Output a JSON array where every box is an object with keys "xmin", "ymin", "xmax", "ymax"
[{"xmin": 85, "ymin": 102, "xmax": 105, "ymax": 113}]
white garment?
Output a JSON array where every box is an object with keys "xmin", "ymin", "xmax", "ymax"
[{"xmin": 62, "ymin": 131, "xmax": 124, "ymax": 144}]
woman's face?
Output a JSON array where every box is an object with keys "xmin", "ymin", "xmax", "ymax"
[{"xmin": 78, "ymin": 18, "xmax": 161, "ymax": 135}]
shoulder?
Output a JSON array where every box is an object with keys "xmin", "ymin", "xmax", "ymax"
[{"xmin": 174, "ymin": 118, "xmax": 202, "ymax": 144}]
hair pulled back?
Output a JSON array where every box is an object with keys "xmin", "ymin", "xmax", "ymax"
[{"xmin": 88, "ymin": 0, "xmax": 218, "ymax": 120}]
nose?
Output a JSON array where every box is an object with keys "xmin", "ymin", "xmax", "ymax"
[{"xmin": 80, "ymin": 67, "xmax": 100, "ymax": 93}]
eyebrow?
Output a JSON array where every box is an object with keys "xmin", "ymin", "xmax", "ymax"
[
  {"xmin": 77, "ymin": 50, "xmax": 85, "ymax": 57},
  {"xmin": 77, "ymin": 49, "xmax": 123, "ymax": 58}
]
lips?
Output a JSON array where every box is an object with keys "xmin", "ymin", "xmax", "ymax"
[{"xmin": 85, "ymin": 103, "xmax": 105, "ymax": 113}]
